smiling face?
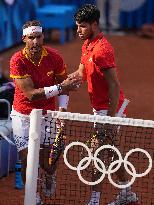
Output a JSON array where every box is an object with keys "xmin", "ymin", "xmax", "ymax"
[{"xmin": 22, "ymin": 32, "xmax": 44, "ymax": 56}]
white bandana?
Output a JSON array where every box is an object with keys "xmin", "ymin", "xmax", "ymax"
[{"xmin": 23, "ymin": 26, "xmax": 42, "ymax": 36}]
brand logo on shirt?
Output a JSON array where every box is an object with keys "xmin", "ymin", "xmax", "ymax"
[
  {"xmin": 47, "ymin": 71, "xmax": 54, "ymax": 76},
  {"xmin": 89, "ymin": 57, "xmax": 93, "ymax": 62}
]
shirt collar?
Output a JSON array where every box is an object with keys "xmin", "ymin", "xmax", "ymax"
[
  {"xmin": 22, "ymin": 46, "xmax": 48, "ymax": 66},
  {"xmin": 23, "ymin": 46, "xmax": 48, "ymax": 57},
  {"xmin": 85, "ymin": 32, "xmax": 104, "ymax": 51}
]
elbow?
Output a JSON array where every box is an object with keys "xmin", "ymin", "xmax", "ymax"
[
  {"xmin": 29, "ymin": 96, "xmax": 35, "ymax": 101},
  {"xmin": 29, "ymin": 94, "xmax": 38, "ymax": 101},
  {"xmin": 26, "ymin": 92, "xmax": 36, "ymax": 101},
  {"xmin": 27, "ymin": 95, "xmax": 34, "ymax": 101}
]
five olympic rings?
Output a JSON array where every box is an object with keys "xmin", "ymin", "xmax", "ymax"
[{"xmin": 63, "ymin": 142, "xmax": 152, "ymax": 189}]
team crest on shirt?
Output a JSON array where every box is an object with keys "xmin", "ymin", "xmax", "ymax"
[{"xmin": 47, "ymin": 70, "xmax": 54, "ymax": 76}]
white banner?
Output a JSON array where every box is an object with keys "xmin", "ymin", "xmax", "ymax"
[
  {"xmin": 4, "ymin": 0, "xmax": 15, "ymax": 5},
  {"xmin": 121, "ymin": 0, "xmax": 146, "ymax": 12}
]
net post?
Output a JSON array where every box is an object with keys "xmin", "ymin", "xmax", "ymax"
[{"xmin": 24, "ymin": 109, "xmax": 42, "ymax": 205}]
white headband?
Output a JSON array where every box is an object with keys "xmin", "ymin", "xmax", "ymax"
[{"xmin": 23, "ymin": 26, "xmax": 42, "ymax": 36}]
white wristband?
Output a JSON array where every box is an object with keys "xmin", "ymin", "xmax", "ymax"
[
  {"xmin": 58, "ymin": 95, "xmax": 69, "ymax": 109},
  {"xmin": 44, "ymin": 85, "xmax": 60, "ymax": 99}
]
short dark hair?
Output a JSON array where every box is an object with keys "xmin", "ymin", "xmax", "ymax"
[
  {"xmin": 74, "ymin": 4, "xmax": 100, "ymax": 24},
  {"xmin": 22, "ymin": 20, "xmax": 42, "ymax": 29}
]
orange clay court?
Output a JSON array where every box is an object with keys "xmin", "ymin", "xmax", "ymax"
[{"xmin": 0, "ymin": 34, "xmax": 154, "ymax": 205}]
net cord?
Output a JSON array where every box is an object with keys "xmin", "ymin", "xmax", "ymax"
[{"xmin": 45, "ymin": 110, "xmax": 154, "ymax": 128}]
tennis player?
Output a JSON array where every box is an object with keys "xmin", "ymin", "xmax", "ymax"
[
  {"xmin": 69, "ymin": 4, "xmax": 138, "ymax": 205},
  {"xmin": 10, "ymin": 20, "xmax": 81, "ymax": 204}
]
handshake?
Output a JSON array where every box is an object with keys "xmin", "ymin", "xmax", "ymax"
[{"xmin": 60, "ymin": 72, "xmax": 82, "ymax": 94}]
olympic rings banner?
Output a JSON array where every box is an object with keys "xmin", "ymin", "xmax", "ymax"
[{"xmin": 64, "ymin": 142, "xmax": 152, "ymax": 189}]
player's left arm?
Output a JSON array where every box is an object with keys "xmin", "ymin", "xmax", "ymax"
[{"xmin": 100, "ymin": 67, "xmax": 120, "ymax": 117}]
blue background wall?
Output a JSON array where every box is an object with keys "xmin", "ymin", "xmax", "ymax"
[{"xmin": 0, "ymin": 0, "xmax": 153, "ymax": 51}]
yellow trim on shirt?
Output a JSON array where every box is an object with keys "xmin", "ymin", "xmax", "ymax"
[
  {"xmin": 10, "ymin": 74, "xmax": 31, "ymax": 79},
  {"xmin": 22, "ymin": 47, "xmax": 48, "ymax": 66}
]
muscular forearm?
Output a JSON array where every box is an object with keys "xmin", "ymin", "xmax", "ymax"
[
  {"xmin": 26, "ymin": 87, "xmax": 46, "ymax": 101},
  {"xmin": 25, "ymin": 84, "xmax": 61, "ymax": 101},
  {"xmin": 16, "ymin": 74, "xmax": 81, "ymax": 101},
  {"xmin": 27, "ymin": 84, "xmax": 62, "ymax": 101},
  {"xmin": 69, "ymin": 63, "xmax": 85, "ymax": 80},
  {"xmin": 26, "ymin": 78, "xmax": 81, "ymax": 101}
]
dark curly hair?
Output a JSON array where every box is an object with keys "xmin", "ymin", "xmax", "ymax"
[
  {"xmin": 22, "ymin": 20, "xmax": 42, "ymax": 29},
  {"xmin": 74, "ymin": 4, "xmax": 100, "ymax": 24}
]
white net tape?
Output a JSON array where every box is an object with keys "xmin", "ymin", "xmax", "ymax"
[{"xmin": 46, "ymin": 110, "xmax": 154, "ymax": 128}]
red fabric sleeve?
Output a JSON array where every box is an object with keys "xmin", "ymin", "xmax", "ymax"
[
  {"xmin": 10, "ymin": 53, "xmax": 30, "ymax": 79},
  {"xmin": 94, "ymin": 46, "xmax": 116, "ymax": 70},
  {"xmin": 54, "ymin": 53, "xmax": 66, "ymax": 75},
  {"xmin": 47, "ymin": 47, "xmax": 66, "ymax": 76}
]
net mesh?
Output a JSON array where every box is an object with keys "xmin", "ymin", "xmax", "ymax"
[{"xmin": 32, "ymin": 111, "xmax": 154, "ymax": 205}]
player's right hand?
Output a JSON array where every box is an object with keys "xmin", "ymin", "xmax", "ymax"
[
  {"xmin": 61, "ymin": 75, "xmax": 82, "ymax": 93},
  {"xmin": 68, "ymin": 71, "xmax": 83, "ymax": 81}
]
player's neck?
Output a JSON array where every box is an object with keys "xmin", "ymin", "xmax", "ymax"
[
  {"xmin": 89, "ymin": 29, "xmax": 101, "ymax": 41},
  {"xmin": 25, "ymin": 48, "xmax": 42, "ymax": 63}
]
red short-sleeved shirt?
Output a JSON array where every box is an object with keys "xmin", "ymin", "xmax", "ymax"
[
  {"xmin": 81, "ymin": 33, "xmax": 125, "ymax": 111},
  {"xmin": 10, "ymin": 46, "xmax": 66, "ymax": 115}
]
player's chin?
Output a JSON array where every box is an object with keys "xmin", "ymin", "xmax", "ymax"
[
  {"xmin": 31, "ymin": 45, "xmax": 41, "ymax": 52},
  {"xmin": 78, "ymin": 35, "xmax": 86, "ymax": 40}
]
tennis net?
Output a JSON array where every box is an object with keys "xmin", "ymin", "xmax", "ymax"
[{"xmin": 24, "ymin": 109, "xmax": 154, "ymax": 205}]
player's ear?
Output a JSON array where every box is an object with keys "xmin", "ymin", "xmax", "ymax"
[{"xmin": 92, "ymin": 21, "xmax": 98, "ymax": 31}]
